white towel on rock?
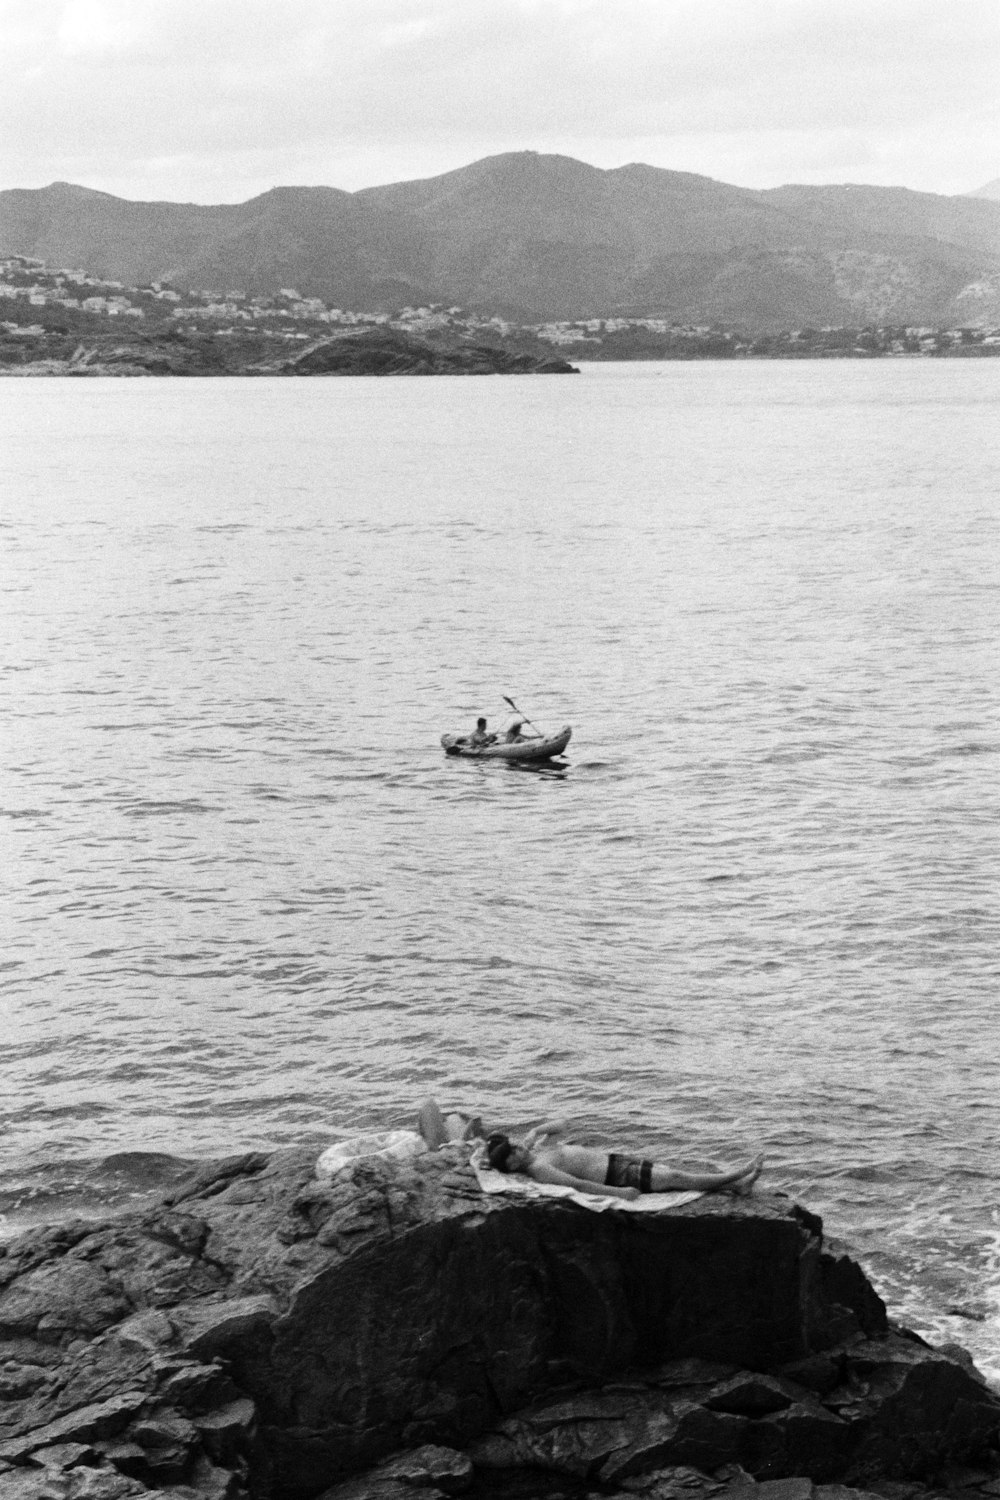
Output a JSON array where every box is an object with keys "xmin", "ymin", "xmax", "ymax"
[{"xmin": 316, "ymin": 1129, "xmax": 426, "ymax": 1181}]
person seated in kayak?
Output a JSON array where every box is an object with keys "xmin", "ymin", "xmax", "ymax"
[
  {"xmin": 504, "ymin": 721, "xmax": 541, "ymax": 742},
  {"xmin": 467, "ymin": 717, "xmax": 496, "ymax": 747},
  {"xmin": 484, "ymin": 1120, "xmax": 763, "ymax": 1201}
]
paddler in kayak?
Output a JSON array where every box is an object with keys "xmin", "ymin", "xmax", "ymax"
[
  {"xmin": 485, "ymin": 1120, "xmax": 764, "ymax": 1201},
  {"xmin": 504, "ymin": 720, "xmax": 545, "ymax": 742},
  {"xmin": 467, "ymin": 717, "xmax": 497, "ymax": 747}
]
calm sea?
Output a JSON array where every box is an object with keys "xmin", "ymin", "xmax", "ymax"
[{"xmin": 2, "ymin": 361, "xmax": 999, "ymax": 1374}]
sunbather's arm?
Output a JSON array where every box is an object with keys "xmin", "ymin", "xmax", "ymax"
[
  {"xmin": 527, "ymin": 1160, "xmax": 639, "ymax": 1200},
  {"xmin": 524, "ymin": 1117, "xmax": 572, "ymax": 1146}
]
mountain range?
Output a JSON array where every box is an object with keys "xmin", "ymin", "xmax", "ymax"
[{"xmin": 2, "ymin": 152, "xmax": 999, "ymax": 331}]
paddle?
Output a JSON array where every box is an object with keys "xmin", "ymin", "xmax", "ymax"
[{"xmin": 502, "ymin": 695, "xmax": 543, "ymax": 737}]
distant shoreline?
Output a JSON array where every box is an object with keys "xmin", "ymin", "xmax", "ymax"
[
  {"xmin": 4, "ymin": 251, "xmax": 999, "ymax": 375},
  {"xmin": 3, "ymin": 343, "xmax": 997, "ymax": 376}
]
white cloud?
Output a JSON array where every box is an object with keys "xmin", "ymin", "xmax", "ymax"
[
  {"xmin": 0, "ymin": 0, "xmax": 997, "ymax": 200},
  {"xmin": 56, "ymin": 0, "xmax": 133, "ymax": 57}
]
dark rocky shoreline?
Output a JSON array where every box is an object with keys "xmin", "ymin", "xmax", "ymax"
[
  {"xmin": 0, "ymin": 326, "xmax": 577, "ymax": 377},
  {"xmin": 1, "ymin": 1143, "xmax": 998, "ymax": 1500}
]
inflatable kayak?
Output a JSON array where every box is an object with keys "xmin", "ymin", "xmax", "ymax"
[{"xmin": 441, "ymin": 726, "xmax": 571, "ymax": 761}]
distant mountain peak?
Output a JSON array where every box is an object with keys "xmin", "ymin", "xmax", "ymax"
[
  {"xmin": 969, "ymin": 178, "xmax": 1000, "ymax": 201},
  {"xmin": 45, "ymin": 181, "xmax": 118, "ymax": 199},
  {"xmin": 254, "ymin": 184, "xmax": 350, "ymax": 199}
]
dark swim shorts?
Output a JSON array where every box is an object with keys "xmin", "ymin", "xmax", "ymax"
[{"xmin": 605, "ymin": 1153, "xmax": 654, "ymax": 1192}]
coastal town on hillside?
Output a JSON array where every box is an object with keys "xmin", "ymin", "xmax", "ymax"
[{"xmin": 3, "ymin": 253, "xmax": 999, "ymax": 365}]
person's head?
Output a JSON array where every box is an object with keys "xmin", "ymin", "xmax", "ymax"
[
  {"xmin": 477, "ymin": 717, "xmax": 487, "ymax": 730},
  {"xmin": 486, "ymin": 1132, "xmax": 530, "ymax": 1173},
  {"xmin": 485, "ymin": 1133, "xmax": 511, "ymax": 1171},
  {"xmin": 511, "ymin": 722, "xmax": 522, "ymax": 735}
]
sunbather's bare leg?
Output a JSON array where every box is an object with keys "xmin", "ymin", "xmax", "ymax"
[
  {"xmin": 417, "ymin": 1099, "xmax": 484, "ymax": 1148},
  {"xmin": 649, "ymin": 1153, "xmax": 764, "ymax": 1193},
  {"xmin": 446, "ymin": 1112, "xmax": 482, "ymax": 1141},
  {"xmin": 729, "ymin": 1154, "xmax": 764, "ymax": 1195},
  {"xmin": 417, "ymin": 1099, "xmax": 450, "ymax": 1149}
]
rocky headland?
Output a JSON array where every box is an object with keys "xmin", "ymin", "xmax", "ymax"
[
  {"xmin": 0, "ymin": 326, "xmax": 577, "ymax": 377},
  {"xmin": 1, "ymin": 1143, "xmax": 999, "ymax": 1500},
  {"xmin": 281, "ymin": 329, "xmax": 576, "ymax": 376}
]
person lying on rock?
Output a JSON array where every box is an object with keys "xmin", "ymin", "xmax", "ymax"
[{"xmin": 484, "ymin": 1120, "xmax": 763, "ymax": 1201}]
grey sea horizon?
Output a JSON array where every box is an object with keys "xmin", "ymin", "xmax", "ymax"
[{"xmin": 2, "ymin": 360, "xmax": 999, "ymax": 1377}]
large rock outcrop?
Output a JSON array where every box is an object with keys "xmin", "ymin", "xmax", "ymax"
[
  {"xmin": 279, "ymin": 328, "xmax": 576, "ymax": 375},
  {"xmin": 0, "ymin": 1145, "xmax": 998, "ymax": 1500}
]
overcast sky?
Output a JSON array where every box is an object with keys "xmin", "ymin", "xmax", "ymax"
[{"xmin": 1, "ymin": 0, "xmax": 997, "ymax": 202}]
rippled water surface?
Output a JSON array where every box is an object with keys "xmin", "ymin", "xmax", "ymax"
[{"xmin": 2, "ymin": 362, "xmax": 999, "ymax": 1371}]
